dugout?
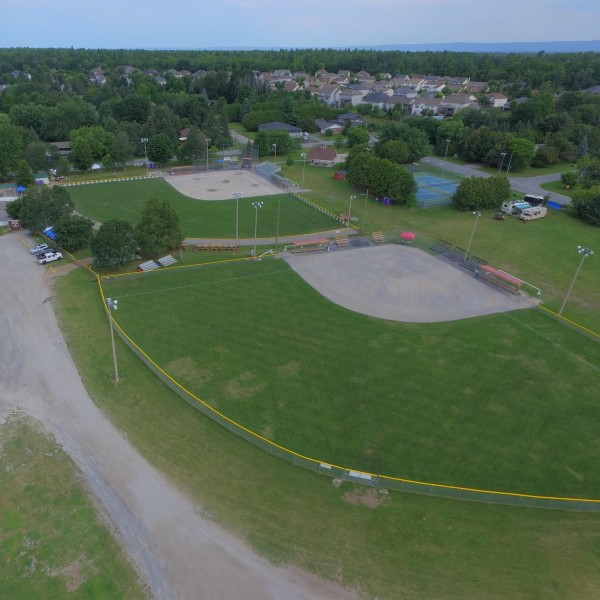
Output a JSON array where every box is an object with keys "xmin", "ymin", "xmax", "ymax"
[{"xmin": 478, "ymin": 265, "xmax": 523, "ymax": 295}]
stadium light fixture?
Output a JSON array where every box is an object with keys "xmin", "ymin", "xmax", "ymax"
[
  {"xmin": 348, "ymin": 195, "xmax": 356, "ymax": 229},
  {"xmin": 272, "ymin": 143, "xmax": 277, "ymax": 162},
  {"xmin": 464, "ymin": 211, "xmax": 482, "ymax": 263},
  {"xmin": 106, "ymin": 297, "xmax": 120, "ymax": 384},
  {"xmin": 301, "ymin": 152, "xmax": 307, "ymax": 188},
  {"xmin": 252, "ymin": 201, "xmax": 264, "ymax": 258},
  {"xmin": 558, "ymin": 245, "xmax": 594, "ymax": 316},
  {"xmin": 499, "ymin": 152, "xmax": 507, "ymax": 174},
  {"xmin": 205, "ymin": 137, "xmax": 211, "ymax": 172}
]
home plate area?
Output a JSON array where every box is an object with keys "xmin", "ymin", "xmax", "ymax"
[{"xmin": 285, "ymin": 245, "xmax": 534, "ymax": 323}]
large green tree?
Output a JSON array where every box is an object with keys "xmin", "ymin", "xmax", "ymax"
[
  {"xmin": 571, "ymin": 187, "xmax": 600, "ymax": 227},
  {"xmin": 135, "ymin": 197, "xmax": 183, "ymax": 257},
  {"xmin": 54, "ymin": 215, "xmax": 94, "ymax": 251},
  {"xmin": 147, "ymin": 133, "xmax": 175, "ymax": 164},
  {"xmin": 0, "ymin": 120, "xmax": 24, "ymax": 181},
  {"xmin": 18, "ymin": 186, "xmax": 74, "ymax": 232},
  {"xmin": 91, "ymin": 219, "xmax": 137, "ymax": 267},
  {"xmin": 452, "ymin": 175, "xmax": 511, "ymax": 211}
]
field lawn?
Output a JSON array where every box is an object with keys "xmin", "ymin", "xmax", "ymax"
[
  {"xmin": 0, "ymin": 416, "xmax": 146, "ymax": 600},
  {"xmin": 54, "ymin": 266, "xmax": 600, "ymax": 600},
  {"xmin": 102, "ymin": 258, "xmax": 600, "ymax": 498},
  {"xmin": 69, "ymin": 179, "xmax": 338, "ymax": 238}
]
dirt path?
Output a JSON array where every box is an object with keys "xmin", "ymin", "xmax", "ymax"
[{"xmin": 0, "ymin": 232, "xmax": 359, "ymax": 600}]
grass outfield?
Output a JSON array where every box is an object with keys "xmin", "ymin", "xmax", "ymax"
[
  {"xmin": 102, "ymin": 258, "xmax": 600, "ymax": 498},
  {"xmin": 69, "ymin": 179, "xmax": 339, "ymax": 239},
  {"xmin": 0, "ymin": 416, "xmax": 146, "ymax": 599},
  {"xmin": 55, "ymin": 267, "xmax": 600, "ymax": 600}
]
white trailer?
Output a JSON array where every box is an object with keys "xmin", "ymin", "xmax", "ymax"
[{"xmin": 519, "ymin": 206, "xmax": 548, "ymax": 221}]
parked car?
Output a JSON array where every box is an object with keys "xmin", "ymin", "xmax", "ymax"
[
  {"xmin": 33, "ymin": 246, "xmax": 55, "ymax": 257},
  {"xmin": 37, "ymin": 252, "xmax": 63, "ymax": 265},
  {"xmin": 30, "ymin": 243, "xmax": 50, "ymax": 254}
]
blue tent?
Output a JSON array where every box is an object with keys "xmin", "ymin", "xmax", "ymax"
[
  {"xmin": 43, "ymin": 227, "xmax": 57, "ymax": 240},
  {"xmin": 16, "ymin": 185, "xmax": 27, "ymax": 193}
]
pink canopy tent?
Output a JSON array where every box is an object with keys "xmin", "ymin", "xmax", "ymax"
[{"xmin": 401, "ymin": 231, "xmax": 416, "ymax": 241}]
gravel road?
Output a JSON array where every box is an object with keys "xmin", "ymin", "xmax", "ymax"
[{"xmin": 0, "ymin": 232, "xmax": 359, "ymax": 600}]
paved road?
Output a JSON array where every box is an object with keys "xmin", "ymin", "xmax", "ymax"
[
  {"xmin": 0, "ymin": 231, "xmax": 358, "ymax": 600},
  {"xmin": 421, "ymin": 157, "xmax": 571, "ymax": 205}
]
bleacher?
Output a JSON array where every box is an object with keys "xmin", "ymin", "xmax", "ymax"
[
  {"xmin": 371, "ymin": 231, "xmax": 385, "ymax": 244},
  {"xmin": 334, "ymin": 236, "xmax": 350, "ymax": 248},
  {"xmin": 157, "ymin": 254, "xmax": 177, "ymax": 267},
  {"xmin": 350, "ymin": 236, "xmax": 372, "ymax": 247},
  {"xmin": 429, "ymin": 238, "xmax": 487, "ymax": 272},
  {"xmin": 138, "ymin": 260, "xmax": 160, "ymax": 272},
  {"xmin": 254, "ymin": 162, "xmax": 281, "ymax": 179}
]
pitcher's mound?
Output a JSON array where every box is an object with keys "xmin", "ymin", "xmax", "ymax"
[{"xmin": 285, "ymin": 245, "xmax": 534, "ymax": 323}]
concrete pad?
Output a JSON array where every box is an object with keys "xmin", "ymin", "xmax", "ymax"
[{"xmin": 285, "ymin": 245, "xmax": 534, "ymax": 323}]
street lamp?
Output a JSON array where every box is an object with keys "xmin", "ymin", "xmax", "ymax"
[
  {"xmin": 301, "ymin": 152, "xmax": 307, "ymax": 189},
  {"xmin": 205, "ymin": 137, "xmax": 211, "ymax": 172},
  {"xmin": 464, "ymin": 211, "xmax": 482, "ymax": 263},
  {"xmin": 232, "ymin": 192, "xmax": 243, "ymax": 247},
  {"xmin": 558, "ymin": 246, "xmax": 594, "ymax": 316},
  {"xmin": 140, "ymin": 137, "xmax": 149, "ymax": 176},
  {"xmin": 106, "ymin": 297, "xmax": 120, "ymax": 384},
  {"xmin": 348, "ymin": 195, "xmax": 356, "ymax": 229},
  {"xmin": 272, "ymin": 143, "xmax": 277, "ymax": 162},
  {"xmin": 251, "ymin": 201, "xmax": 264, "ymax": 258},
  {"xmin": 498, "ymin": 152, "xmax": 507, "ymax": 174}
]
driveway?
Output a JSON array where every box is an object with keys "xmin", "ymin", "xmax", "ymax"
[{"xmin": 0, "ymin": 232, "xmax": 358, "ymax": 600}]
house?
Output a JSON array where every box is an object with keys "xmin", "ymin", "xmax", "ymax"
[
  {"xmin": 315, "ymin": 85, "xmax": 341, "ymax": 106},
  {"xmin": 411, "ymin": 97, "xmax": 441, "ymax": 116},
  {"xmin": 338, "ymin": 69, "xmax": 351, "ymax": 78},
  {"xmin": 179, "ymin": 128, "xmax": 191, "ymax": 142},
  {"xmin": 339, "ymin": 88, "xmax": 364, "ymax": 106},
  {"xmin": 334, "ymin": 113, "xmax": 365, "ymax": 127},
  {"xmin": 258, "ymin": 122, "xmax": 303, "ymax": 138},
  {"xmin": 406, "ymin": 76, "xmax": 426, "ymax": 91},
  {"xmin": 439, "ymin": 93, "xmax": 478, "ymax": 116},
  {"xmin": 11, "ymin": 70, "xmax": 32, "ymax": 80},
  {"xmin": 50, "ymin": 142, "xmax": 71, "ymax": 157},
  {"xmin": 465, "ymin": 81, "xmax": 489, "ymax": 93},
  {"xmin": 273, "ymin": 69, "xmax": 293, "ymax": 81},
  {"xmin": 485, "ymin": 92, "xmax": 508, "ymax": 109},
  {"xmin": 192, "ymin": 70, "xmax": 207, "ymax": 79},
  {"xmin": 89, "ymin": 67, "xmax": 106, "ymax": 85},
  {"xmin": 315, "ymin": 119, "xmax": 344, "ymax": 135},
  {"xmin": 361, "ymin": 92, "xmax": 390, "ymax": 110},
  {"xmin": 307, "ymin": 147, "xmax": 337, "ymax": 166},
  {"xmin": 394, "ymin": 86, "xmax": 418, "ymax": 98},
  {"xmin": 385, "ymin": 96, "xmax": 414, "ymax": 114},
  {"xmin": 283, "ymin": 81, "xmax": 301, "ymax": 92}
]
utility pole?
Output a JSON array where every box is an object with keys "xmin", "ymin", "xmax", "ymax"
[{"xmin": 106, "ymin": 297, "xmax": 120, "ymax": 384}]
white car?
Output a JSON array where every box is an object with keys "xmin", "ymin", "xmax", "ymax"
[
  {"xmin": 37, "ymin": 251, "xmax": 63, "ymax": 265},
  {"xmin": 30, "ymin": 243, "xmax": 50, "ymax": 255}
]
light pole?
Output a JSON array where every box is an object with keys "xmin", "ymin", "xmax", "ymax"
[
  {"xmin": 506, "ymin": 151, "xmax": 514, "ymax": 175},
  {"xmin": 232, "ymin": 192, "xmax": 243, "ymax": 247},
  {"xmin": 272, "ymin": 143, "xmax": 277, "ymax": 162},
  {"xmin": 252, "ymin": 201, "xmax": 264, "ymax": 258},
  {"xmin": 140, "ymin": 137, "xmax": 149, "ymax": 176},
  {"xmin": 558, "ymin": 246, "xmax": 594, "ymax": 315},
  {"xmin": 348, "ymin": 195, "xmax": 356, "ymax": 229},
  {"xmin": 464, "ymin": 211, "xmax": 482, "ymax": 263},
  {"xmin": 205, "ymin": 137, "xmax": 211, "ymax": 172},
  {"xmin": 106, "ymin": 297, "xmax": 120, "ymax": 384},
  {"xmin": 361, "ymin": 189, "xmax": 369, "ymax": 234},
  {"xmin": 301, "ymin": 152, "xmax": 307, "ymax": 189},
  {"xmin": 498, "ymin": 152, "xmax": 507, "ymax": 174},
  {"xmin": 443, "ymin": 138, "xmax": 451, "ymax": 174}
]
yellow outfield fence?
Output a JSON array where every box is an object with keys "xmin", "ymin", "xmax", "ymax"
[{"xmin": 91, "ymin": 266, "xmax": 600, "ymax": 512}]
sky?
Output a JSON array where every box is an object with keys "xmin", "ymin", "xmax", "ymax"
[{"xmin": 2, "ymin": 0, "xmax": 599, "ymax": 49}]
